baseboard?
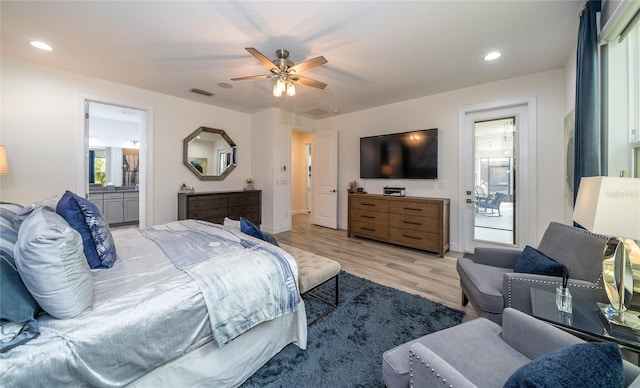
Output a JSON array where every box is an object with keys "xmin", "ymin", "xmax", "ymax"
[{"xmin": 292, "ymin": 209, "xmax": 309, "ymax": 216}]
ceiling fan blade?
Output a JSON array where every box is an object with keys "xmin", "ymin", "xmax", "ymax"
[
  {"xmin": 289, "ymin": 56, "xmax": 327, "ymax": 74},
  {"xmin": 245, "ymin": 47, "xmax": 278, "ymax": 71},
  {"xmin": 293, "ymin": 75, "xmax": 327, "ymax": 89},
  {"xmin": 231, "ymin": 75, "xmax": 272, "ymax": 81}
]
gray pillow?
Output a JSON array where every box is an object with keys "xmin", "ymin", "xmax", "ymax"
[
  {"xmin": 12, "ymin": 195, "xmax": 59, "ymax": 230},
  {"xmin": 14, "ymin": 208, "xmax": 95, "ymax": 319},
  {"xmin": 0, "ymin": 202, "xmax": 23, "ymax": 267}
]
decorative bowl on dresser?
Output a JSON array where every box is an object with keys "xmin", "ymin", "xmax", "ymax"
[
  {"xmin": 177, "ymin": 190, "xmax": 261, "ymax": 225},
  {"xmin": 347, "ymin": 193, "xmax": 450, "ymax": 257}
]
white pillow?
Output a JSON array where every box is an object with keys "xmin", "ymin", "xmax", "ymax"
[
  {"xmin": 223, "ymin": 217, "xmax": 241, "ymax": 228},
  {"xmin": 14, "ymin": 208, "xmax": 94, "ymax": 319}
]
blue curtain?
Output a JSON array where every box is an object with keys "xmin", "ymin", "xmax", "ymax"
[
  {"xmin": 573, "ymin": 0, "xmax": 602, "ymax": 203},
  {"xmin": 89, "ymin": 150, "xmax": 95, "ymax": 184}
]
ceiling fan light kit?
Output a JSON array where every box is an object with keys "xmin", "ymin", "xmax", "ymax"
[{"xmin": 232, "ymin": 47, "xmax": 327, "ymax": 98}]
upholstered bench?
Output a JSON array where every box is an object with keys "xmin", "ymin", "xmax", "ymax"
[{"xmin": 280, "ymin": 243, "xmax": 341, "ymax": 326}]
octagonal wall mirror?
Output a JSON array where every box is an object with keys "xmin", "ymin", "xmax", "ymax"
[{"xmin": 183, "ymin": 126, "xmax": 237, "ymax": 181}]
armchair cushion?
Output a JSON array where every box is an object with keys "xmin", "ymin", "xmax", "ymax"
[
  {"xmin": 504, "ymin": 342, "xmax": 623, "ymax": 388},
  {"xmin": 514, "ymin": 245, "xmax": 566, "ymax": 277},
  {"xmin": 457, "ymin": 258, "xmax": 511, "ymax": 315}
]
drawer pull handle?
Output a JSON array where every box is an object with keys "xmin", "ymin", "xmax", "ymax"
[
  {"xmin": 403, "ymin": 221, "xmax": 422, "ymax": 226},
  {"xmin": 361, "ymin": 203, "xmax": 375, "ymax": 207},
  {"xmin": 403, "ymin": 234, "xmax": 421, "ymax": 240},
  {"xmin": 403, "ymin": 207, "xmax": 422, "ymax": 212},
  {"xmin": 361, "ymin": 215, "xmax": 375, "ymax": 219},
  {"xmin": 362, "ymin": 227, "xmax": 376, "ymax": 232}
]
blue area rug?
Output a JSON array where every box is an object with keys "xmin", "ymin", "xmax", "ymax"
[{"xmin": 242, "ymin": 271, "xmax": 465, "ymax": 387}]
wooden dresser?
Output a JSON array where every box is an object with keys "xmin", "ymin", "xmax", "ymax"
[
  {"xmin": 348, "ymin": 193, "xmax": 450, "ymax": 257},
  {"xmin": 177, "ymin": 190, "xmax": 261, "ymax": 225}
]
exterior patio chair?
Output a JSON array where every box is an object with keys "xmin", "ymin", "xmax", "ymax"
[{"xmin": 476, "ymin": 192, "xmax": 506, "ymax": 216}]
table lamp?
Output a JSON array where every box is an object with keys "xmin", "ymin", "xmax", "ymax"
[
  {"xmin": 0, "ymin": 145, "xmax": 8, "ymax": 175},
  {"xmin": 573, "ymin": 176, "xmax": 640, "ymax": 330}
]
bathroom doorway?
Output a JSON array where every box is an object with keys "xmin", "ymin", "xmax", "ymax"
[{"xmin": 85, "ymin": 100, "xmax": 147, "ymax": 227}]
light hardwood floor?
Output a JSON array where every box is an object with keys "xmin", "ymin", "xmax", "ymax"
[{"xmin": 276, "ymin": 214, "xmax": 477, "ymax": 321}]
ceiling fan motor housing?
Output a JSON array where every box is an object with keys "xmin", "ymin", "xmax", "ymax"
[{"xmin": 274, "ymin": 49, "xmax": 294, "ymax": 71}]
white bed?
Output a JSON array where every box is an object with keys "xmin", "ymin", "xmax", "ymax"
[{"xmin": 1, "ymin": 218, "xmax": 307, "ymax": 387}]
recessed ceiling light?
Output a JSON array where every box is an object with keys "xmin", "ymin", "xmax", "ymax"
[
  {"xmin": 30, "ymin": 41, "xmax": 53, "ymax": 51},
  {"xmin": 484, "ymin": 51, "xmax": 501, "ymax": 61}
]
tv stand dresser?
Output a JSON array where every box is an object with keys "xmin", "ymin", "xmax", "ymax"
[{"xmin": 347, "ymin": 193, "xmax": 450, "ymax": 257}]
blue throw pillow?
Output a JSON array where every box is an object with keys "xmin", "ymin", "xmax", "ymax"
[
  {"xmin": 240, "ymin": 217, "xmax": 265, "ymax": 241},
  {"xmin": 504, "ymin": 342, "xmax": 623, "ymax": 388},
  {"xmin": 56, "ymin": 190, "xmax": 117, "ymax": 268},
  {"xmin": 0, "ymin": 258, "xmax": 40, "ymax": 353},
  {"xmin": 262, "ymin": 231, "xmax": 280, "ymax": 247},
  {"xmin": 514, "ymin": 245, "xmax": 566, "ymax": 277}
]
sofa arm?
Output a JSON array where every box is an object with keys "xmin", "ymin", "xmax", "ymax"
[
  {"xmin": 501, "ymin": 308, "xmax": 583, "ymax": 360},
  {"xmin": 409, "ymin": 343, "xmax": 477, "ymax": 388},
  {"xmin": 502, "ymin": 273, "xmax": 607, "ymax": 316},
  {"xmin": 473, "ymin": 247, "xmax": 521, "ymax": 268}
]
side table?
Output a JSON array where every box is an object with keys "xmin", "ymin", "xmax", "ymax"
[{"xmin": 530, "ymin": 287, "xmax": 640, "ymax": 353}]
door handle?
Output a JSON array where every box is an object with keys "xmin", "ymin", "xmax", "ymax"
[{"xmin": 330, "ymin": 189, "xmax": 336, "ymax": 193}]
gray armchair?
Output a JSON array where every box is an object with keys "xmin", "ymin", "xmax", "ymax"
[
  {"xmin": 382, "ymin": 308, "xmax": 640, "ymax": 388},
  {"xmin": 457, "ymin": 222, "xmax": 608, "ymax": 324}
]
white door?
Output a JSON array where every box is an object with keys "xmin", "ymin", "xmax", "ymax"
[
  {"xmin": 312, "ymin": 128, "xmax": 338, "ymax": 229},
  {"xmin": 458, "ymin": 99, "xmax": 537, "ymax": 253}
]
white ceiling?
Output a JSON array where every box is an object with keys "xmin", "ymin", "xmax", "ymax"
[{"xmin": 1, "ymin": 1, "xmax": 583, "ymax": 119}]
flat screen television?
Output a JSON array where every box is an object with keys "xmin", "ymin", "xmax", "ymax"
[{"xmin": 360, "ymin": 128, "xmax": 438, "ymax": 179}]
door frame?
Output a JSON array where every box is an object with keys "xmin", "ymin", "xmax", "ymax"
[
  {"xmin": 80, "ymin": 97, "xmax": 154, "ymax": 227},
  {"xmin": 457, "ymin": 97, "xmax": 538, "ymax": 253}
]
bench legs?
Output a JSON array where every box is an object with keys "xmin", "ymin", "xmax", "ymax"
[{"xmin": 304, "ymin": 275, "xmax": 339, "ymax": 327}]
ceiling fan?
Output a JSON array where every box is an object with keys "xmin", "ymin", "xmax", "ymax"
[{"xmin": 231, "ymin": 48, "xmax": 328, "ymax": 97}]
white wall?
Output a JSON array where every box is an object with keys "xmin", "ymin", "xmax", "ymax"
[
  {"xmin": 251, "ymin": 108, "xmax": 316, "ymax": 233},
  {"xmin": 316, "ymin": 69, "xmax": 567, "ymax": 250},
  {"xmin": 0, "ymin": 57, "xmax": 252, "ymax": 226}
]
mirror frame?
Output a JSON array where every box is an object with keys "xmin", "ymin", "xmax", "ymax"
[{"xmin": 183, "ymin": 126, "xmax": 237, "ymax": 181}]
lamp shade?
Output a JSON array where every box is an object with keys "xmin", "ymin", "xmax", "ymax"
[
  {"xmin": 0, "ymin": 146, "xmax": 8, "ymax": 175},
  {"xmin": 573, "ymin": 176, "xmax": 640, "ymax": 240}
]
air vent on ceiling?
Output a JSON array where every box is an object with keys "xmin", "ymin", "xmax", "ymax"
[
  {"xmin": 190, "ymin": 88, "xmax": 214, "ymax": 97},
  {"xmin": 304, "ymin": 108, "xmax": 330, "ymax": 117}
]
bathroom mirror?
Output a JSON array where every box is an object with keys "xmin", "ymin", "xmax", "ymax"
[{"xmin": 183, "ymin": 126, "xmax": 237, "ymax": 180}]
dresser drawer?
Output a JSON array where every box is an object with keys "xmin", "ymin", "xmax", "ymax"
[
  {"xmin": 187, "ymin": 195, "xmax": 229, "ymax": 211},
  {"xmin": 187, "ymin": 207, "xmax": 228, "ymax": 221},
  {"xmin": 350, "ymin": 220, "xmax": 389, "ymax": 241},
  {"xmin": 350, "ymin": 197, "xmax": 389, "ymax": 212},
  {"xmin": 389, "ymin": 214, "xmax": 439, "ymax": 232},
  {"xmin": 229, "ymin": 192, "xmax": 259, "ymax": 206},
  {"xmin": 350, "ymin": 209, "xmax": 389, "ymax": 226},
  {"xmin": 228, "ymin": 204, "xmax": 260, "ymax": 222},
  {"xmin": 389, "ymin": 201, "xmax": 441, "ymax": 218},
  {"xmin": 389, "ymin": 228, "xmax": 439, "ymax": 251}
]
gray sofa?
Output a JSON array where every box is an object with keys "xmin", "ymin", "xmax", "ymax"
[
  {"xmin": 456, "ymin": 221, "xmax": 609, "ymax": 324},
  {"xmin": 382, "ymin": 308, "xmax": 640, "ymax": 387}
]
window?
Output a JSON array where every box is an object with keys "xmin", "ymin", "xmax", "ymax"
[{"xmin": 602, "ymin": 2, "xmax": 640, "ymax": 177}]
